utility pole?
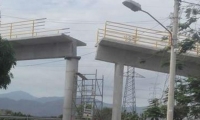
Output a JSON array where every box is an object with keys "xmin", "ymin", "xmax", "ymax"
[{"xmin": 167, "ymin": 0, "xmax": 179, "ymax": 120}]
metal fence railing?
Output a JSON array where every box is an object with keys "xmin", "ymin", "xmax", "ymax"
[
  {"xmin": 97, "ymin": 21, "xmax": 200, "ymax": 56},
  {"xmin": 0, "ymin": 18, "xmax": 69, "ymax": 39},
  {"xmin": 0, "ymin": 115, "xmax": 61, "ymax": 120}
]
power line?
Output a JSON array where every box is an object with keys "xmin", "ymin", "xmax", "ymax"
[
  {"xmin": 181, "ymin": 1, "xmax": 200, "ymax": 6},
  {"xmin": 1, "ymin": 14, "xmax": 168, "ymax": 25},
  {"xmin": 46, "ymin": 18, "xmax": 169, "ymax": 24},
  {"xmin": 1, "ymin": 15, "xmax": 30, "ymax": 20},
  {"xmin": 17, "ymin": 51, "xmax": 96, "ymax": 67}
]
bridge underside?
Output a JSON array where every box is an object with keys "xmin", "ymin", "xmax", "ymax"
[
  {"xmin": 96, "ymin": 38, "xmax": 200, "ymax": 77},
  {"xmin": 10, "ymin": 34, "xmax": 86, "ymax": 60}
]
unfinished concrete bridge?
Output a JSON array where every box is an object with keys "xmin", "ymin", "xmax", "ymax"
[
  {"xmin": 2, "ymin": 18, "xmax": 200, "ymax": 120},
  {"xmin": 1, "ymin": 18, "xmax": 86, "ymax": 120},
  {"xmin": 95, "ymin": 21, "xmax": 200, "ymax": 120}
]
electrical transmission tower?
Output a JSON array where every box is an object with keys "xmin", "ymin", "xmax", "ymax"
[{"xmin": 122, "ymin": 66, "xmax": 144, "ymax": 113}]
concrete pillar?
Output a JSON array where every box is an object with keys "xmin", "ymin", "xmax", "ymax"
[
  {"xmin": 112, "ymin": 63, "xmax": 124, "ymax": 120},
  {"xmin": 63, "ymin": 56, "xmax": 80, "ymax": 120}
]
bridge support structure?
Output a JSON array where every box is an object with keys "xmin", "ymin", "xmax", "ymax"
[
  {"xmin": 112, "ymin": 63, "xmax": 124, "ymax": 120},
  {"xmin": 63, "ymin": 56, "xmax": 80, "ymax": 120}
]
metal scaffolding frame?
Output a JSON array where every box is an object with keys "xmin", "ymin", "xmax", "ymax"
[{"xmin": 73, "ymin": 70, "xmax": 104, "ymax": 120}]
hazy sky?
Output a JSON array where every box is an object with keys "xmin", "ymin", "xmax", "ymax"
[{"xmin": 0, "ymin": 0, "xmax": 195, "ymax": 107}]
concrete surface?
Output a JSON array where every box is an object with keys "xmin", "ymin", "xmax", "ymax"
[
  {"xmin": 63, "ymin": 57, "xmax": 80, "ymax": 120},
  {"xmin": 96, "ymin": 38, "xmax": 200, "ymax": 77},
  {"xmin": 112, "ymin": 64, "xmax": 124, "ymax": 120},
  {"xmin": 7, "ymin": 34, "xmax": 86, "ymax": 120},
  {"xmin": 10, "ymin": 34, "xmax": 86, "ymax": 60}
]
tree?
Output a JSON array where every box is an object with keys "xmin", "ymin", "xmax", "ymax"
[
  {"xmin": 139, "ymin": 113, "xmax": 147, "ymax": 120},
  {"xmin": 0, "ymin": 110, "xmax": 31, "ymax": 120},
  {"xmin": 159, "ymin": 1, "xmax": 200, "ymax": 70},
  {"xmin": 99, "ymin": 107, "xmax": 112, "ymax": 120},
  {"xmin": 144, "ymin": 98, "xmax": 164, "ymax": 120},
  {"xmin": 0, "ymin": 37, "xmax": 16, "ymax": 89},
  {"xmin": 185, "ymin": 77, "xmax": 200, "ymax": 119},
  {"xmin": 162, "ymin": 77, "xmax": 190, "ymax": 120},
  {"xmin": 178, "ymin": 0, "xmax": 200, "ymax": 54},
  {"xmin": 161, "ymin": 76, "xmax": 200, "ymax": 119},
  {"xmin": 121, "ymin": 110, "xmax": 139, "ymax": 120},
  {"xmin": 161, "ymin": 1, "xmax": 200, "ymax": 55}
]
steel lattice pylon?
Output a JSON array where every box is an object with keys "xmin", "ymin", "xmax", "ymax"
[{"xmin": 122, "ymin": 67, "xmax": 144, "ymax": 113}]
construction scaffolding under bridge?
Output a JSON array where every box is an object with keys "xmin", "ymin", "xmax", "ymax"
[{"xmin": 74, "ymin": 70, "xmax": 104, "ymax": 120}]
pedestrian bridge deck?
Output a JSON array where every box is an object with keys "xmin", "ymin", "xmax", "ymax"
[
  {"xmin": 95, "ymin": 21, "xmax": 200, "ymax": 77},
  {"xmin": 1, "ymin": 18, "xmax": 86, "ymax": 60}
]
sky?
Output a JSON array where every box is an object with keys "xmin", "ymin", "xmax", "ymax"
[{"xmin": 0, "ymin": 0, "xmax": 196, "ymax": 107}]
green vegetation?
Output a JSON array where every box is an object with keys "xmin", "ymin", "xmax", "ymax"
[
  {"xmin": 0, "ymin": 37, "xmax": 16, "ymax": 89},
  {"xmin": 178, "ymin": 1, "xmax": 200, "ymax": 54},
  {"xmin": 121, "ymin": 110, "xmax": 139, "ymax": 120},
  {"xmin": 143, "ymin": 99, "xmax": 164, "ymax": 120},
  {"xmin": 0, "ymin": 109, "xmax": 31, "ymax": 120},
  {"xmin": 142, "ymin": 76, "xmax": 200, "ymax": 120}
]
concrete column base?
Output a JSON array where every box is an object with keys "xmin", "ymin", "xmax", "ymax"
[
  {"xmin": 112, "ymin": 63, "xmax": 124, "ymax": 120},
  {"xmin": 62, "ymin": 56, "xmax": 81, "ymax": 120}
]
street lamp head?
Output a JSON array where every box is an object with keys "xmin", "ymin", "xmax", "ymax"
[{"xmin": 122, "ymin": 0, "xmax": 142, "ymax": 12}]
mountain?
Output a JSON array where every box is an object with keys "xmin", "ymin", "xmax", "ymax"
[
  {"xmin": 0, "ymin": 91, "xmax": 63, "ymax": 103},
  {"xmin": 0, "ymin": 91, "xmax": 37, "ymax": 101},
  {"xmin": 0, "ymin": 98, "xmax": 62, "ymax": 116},
  {"xmin": 0, "ymin": 91, "xmax": 146, "ymax": 116},
  {"xmin": 34, "ymin": 97, "xmax": 63, "ymax": 103}
]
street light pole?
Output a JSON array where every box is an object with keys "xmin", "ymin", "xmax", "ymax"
[
  {"xmin": 123, "ymin": 0, "xmax": 179, "ymax": 120},
  {"xmin": 140, "ymin": 10, "xmax": 172, "ymax": 43},
  {"xmin": 122, "ymin": 0, "xmax": 172, "ymax": 42},
  {"xmin": 167, "ymin": 0, "xmax": 179, "ymax": 120}
]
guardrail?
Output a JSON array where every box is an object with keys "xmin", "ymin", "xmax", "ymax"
[
  {"xmin": 0, "ymin": 115, "xmax": 61, "ymax": 120},
  {"xmin": 0, "ymin": 18, "xmax": 69, "ymax": 39},
  {"xmin": 97, "ymin": 21, "xmax": 200, "ymax": 55}
]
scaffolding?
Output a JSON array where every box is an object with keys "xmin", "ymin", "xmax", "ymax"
[{"xmin": 74, "ymin": 70, "xmax": 104, "ymax": 120}]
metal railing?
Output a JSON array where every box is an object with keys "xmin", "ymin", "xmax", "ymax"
[
  {"xmin": 0, "ymin": 115, "xmax": 61, "ymax": 120},
  {"xmin": 0, "ymin": 18, "xmax": 69, "ymax": 39},
  {"xmin": 97, "ymin": 21, "xmax": 200, "ymax": 55}
]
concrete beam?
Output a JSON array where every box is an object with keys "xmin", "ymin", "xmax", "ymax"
[
  {"xmin": 96, "ymin": 38, "xmax": 200, "ymax": 77},
  {"xmin": 10, "ymin": 34, "xmax": 86, "ymax": 60}
]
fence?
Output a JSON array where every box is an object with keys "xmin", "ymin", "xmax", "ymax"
[
  {"xmin": 97, "ymin": 21, "xmax": 200, "ymax": 55},
  {"xmin": 0, "ymin": 18, "xmax": 69, "ymax": 39},
  {"xmin": 0, "ymin": 116, "xmax": 61, "ymax": 120}
]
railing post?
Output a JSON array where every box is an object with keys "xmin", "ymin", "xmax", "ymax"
[
  {"xmin": 197, "ymin": 44, "xmax": 199, "ymax": 55},
  {"xmin": 168, "ymin": 34, "xmax": 171, "ymax": 46},
  {"xmin": 32, "ymin": 20, "xmax": 35, "ymax": 36},
  {"xmin": 97, "ymin": 29, "xmax": 99, "ymax": 44},
  {"xmin": 104, "ymin": 22, "xmax": 107, "ymax": 37},
  {"xmin": 10, "ymin": 23, "xmax": 13, "ymax": 39},
  {"xmin": 134, "ymin": 28, "xmax": 138, "ymax": 43},
  {"xmin": 156, "ymin": 42, "xmax": 158, "ymax": 48},
  {"xmin": 124, "ymin": 35, "xmax": 127, "ymax": 42}
]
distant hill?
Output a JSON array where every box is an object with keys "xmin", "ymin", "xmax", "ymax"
[
  {"xmin": 0, "ymin": 91, "xmax": 146, "ymax": 116},
  {"xmin": 0, "ymin": 98, "xmax": 63, "ymax": 116},
  {"xmin": 34, "ymin": 97, "xmax": 63, "ymax": 103},
  {"xmin": 0, "ymin": 91, "xmax": 36, "ymax": 101},
  {"xmin": 0, "ymin": 91, "xmax": 62, "ymax": 103}
]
